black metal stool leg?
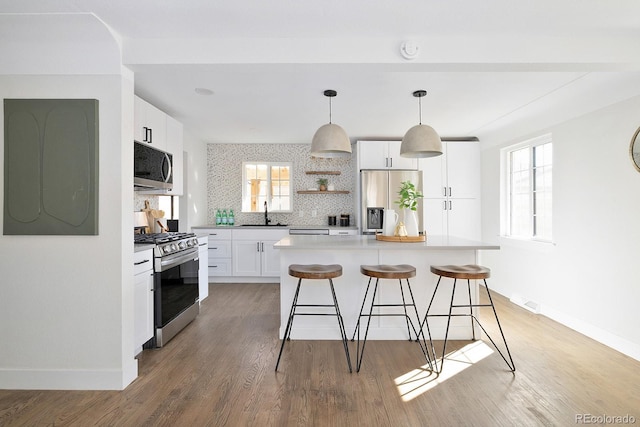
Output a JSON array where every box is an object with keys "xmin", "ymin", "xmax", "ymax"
[
  {"xmin": 328, "ymin": 278, "xmax": 352, "ymax": 373},
  {"xmin": 356, "ymin": 278, "xmax": 380, "ymax": 373},
  {"xmin": 435, "ymin": 278, "xmax": 458, "ymax": 374},
  {"xmin": 480, "ymin": 279, "xmax": 516, "ymax": 372},
  {"xmin": 403, "ymin": 278, "xmax": 434, "ymax": 369},
  {"xmin": 420, "ymin": 275, "xmax": 442, "ymax": 368},
  {"xmin": 276, "ymin": 278, "xmax": 303, "ymax": 371},
  {"xmin": 467, "ymin": 279, "xmax": 476, "ymax": 341},
  {"xmin": 351, "ymin": 277, "xmax": 373, "ymax": 341},
  {"xmin": 398, "ymin": 278, "xmax": 413, "ymax": 341}
]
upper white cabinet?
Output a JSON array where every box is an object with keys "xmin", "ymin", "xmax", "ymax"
[
  {"xmin": 420, "ymin": 141, "xmax": 481, "ymax": 240},
  {"xmin": 421, "ymin": 141, "xmax": 480, "ymax": 199},
  {"xmin": 357, "ymin": 140, "xmax": 418, "ymax": 170},
  {"xmin": 134, "ymin": 96, "xmax": 167, "ymax": 150},
  {"xmin": 134, "ymin": 96, "xmax": 184, "ymax": 195}
]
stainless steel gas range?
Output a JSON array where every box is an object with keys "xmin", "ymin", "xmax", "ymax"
[{"xmin": 135, "ymin": 232, "xmax": 200, "ymax": 347}]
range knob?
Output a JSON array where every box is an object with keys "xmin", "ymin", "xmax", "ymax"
[{"xmin": 178, "ymin": 241, "xmax": 186, "ymax": 250}]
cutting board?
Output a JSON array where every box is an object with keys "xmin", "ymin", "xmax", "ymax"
[
  {"xmin": 375, "ymin": 234, "xmax": 426, "ymax": 242},
  {"xmin": 141, "ymin": 200, "xmax": 154, "ymax": 234}
]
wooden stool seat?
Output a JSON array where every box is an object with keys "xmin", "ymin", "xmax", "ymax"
[
  {"xmin": 430, "ymin": 264, "xmax": 490, "ymax": 280},
  {"xmin": 289, "ymin": 264, "xmax": 342, "ymax": 280},
  {"xmin": 360, "ymin": 264, "xmax": 416, "ymax": 279}
]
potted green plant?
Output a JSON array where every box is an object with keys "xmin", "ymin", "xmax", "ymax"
[
  {"xmin": 395, "ymin": 181, "xmax": 423, "ymax": 236},
  {"xmin": 317, "ymin": 177, "xmax": 328, "ymax": 191},
  {"xmin": 395, "ymin": 180, "xmax": 423, "ymax": 210}
]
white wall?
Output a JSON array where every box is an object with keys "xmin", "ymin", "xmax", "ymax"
[
  {"xmin": 0, "ymin": 15, "xmax": 136, "ymax": 390},
  {"xmin": 480, "ymin": 95, "xmax": 640, "ymax": 361}
]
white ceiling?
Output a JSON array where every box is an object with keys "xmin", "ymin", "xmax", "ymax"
[{"xmin": 3, "ymin": 0, "xmax": 640, "ymax": 145}]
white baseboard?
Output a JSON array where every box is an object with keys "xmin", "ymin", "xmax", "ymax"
[
  {"xmin": 0, "ymin": 360, "xmax": 138, "ymax": 390},
  {"xmin": 541, "ymin": 305, "xmax": 640, "ymax": 362}
]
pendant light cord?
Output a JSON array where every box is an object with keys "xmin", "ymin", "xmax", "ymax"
[
  {"xmin": 329, "ymin": 96, "xmax": 333, "ymax": 124},
  {"xmin": 418, "ymin": 95, "xmax": 422, "ymax": 125}
]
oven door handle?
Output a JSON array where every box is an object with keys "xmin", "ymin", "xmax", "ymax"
[{"xmin": 158, "ymin": 249, "xmax": 199, "ymax": 272}]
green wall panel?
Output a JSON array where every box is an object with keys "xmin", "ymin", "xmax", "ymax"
[{"xmin": 4, "ymin": 99, "xmax": 99, "ymax": 235}]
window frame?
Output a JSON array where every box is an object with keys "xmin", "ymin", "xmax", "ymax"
[
  {"xmin": 241, "ymin": 161, "xmax": 293, "ymax": 213},
  {"xmin": 501, "ymin": 134, "xmax": 553, "ymax": 243}
]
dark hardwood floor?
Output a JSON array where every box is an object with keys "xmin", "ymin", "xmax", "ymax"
[{"xmin": 1, "ymin": 282, "xmax": 638, "ymax": 426}]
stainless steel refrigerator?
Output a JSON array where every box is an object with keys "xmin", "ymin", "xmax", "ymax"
[{"xmin": 360, "ymin": 169, "xmax": 424, "ymax": 234}]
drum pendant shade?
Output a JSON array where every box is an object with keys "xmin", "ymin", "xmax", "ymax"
[
  {"xmin": 310, "ymin": 90, "xmax": 351, "ymax": 158},
  {"xmin": 400, "ymin": 90, "xmax": 442, "ymax": 158}
]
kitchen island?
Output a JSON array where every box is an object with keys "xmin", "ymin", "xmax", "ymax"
[{"xmin": 274, "ymin": 234, "xmax": 499, "ymax": 341}]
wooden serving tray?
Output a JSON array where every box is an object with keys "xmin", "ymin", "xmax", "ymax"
[{"xmin": 375, "ymin": 234, "xmax": 426, "ymax": 242}]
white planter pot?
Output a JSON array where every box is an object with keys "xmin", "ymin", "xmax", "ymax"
[{"xmin": 404, "ymin": 209, "xmax": 419, "ymax": 236}]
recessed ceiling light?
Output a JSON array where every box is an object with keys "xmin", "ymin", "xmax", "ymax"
[{"xmin": 195, "ymin": 87, "xmax": 214, "ymax": 96}]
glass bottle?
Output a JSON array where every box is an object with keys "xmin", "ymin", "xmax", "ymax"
[
  {"xmin": 221, "ymin": 209, "xmax": 228, "ymax": 225},
  {"xmin": 215, "ymin": 209, "xmax": 221, "ymax": 226},
  {"xmin": 229, "ymin": 209, "xmax": 235, "ymax": 226}
]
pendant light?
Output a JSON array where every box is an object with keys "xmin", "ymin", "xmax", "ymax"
[
  {"xmin": 400, "ymin": 90, "xmax": 442, "ymax": 158},
  {"xmin": 311, "ymin": 89, "xmax": 352, "ymax": 158}
]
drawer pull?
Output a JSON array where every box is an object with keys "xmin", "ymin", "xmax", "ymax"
[{"xmin": 134, "ymin": 259, "xmax": 150, "ymax": 265}]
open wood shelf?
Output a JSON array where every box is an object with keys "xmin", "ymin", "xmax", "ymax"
[
  {"xmin": 305, "ymin": 171, "xmax": 341, "ymax": 175},
  {"xmin": 297, "ymin": 190, "xmax": 350, "ymax": 194}
]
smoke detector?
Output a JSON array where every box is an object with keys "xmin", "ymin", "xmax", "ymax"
[{"xmin": 400, "ymin": 41, "xmax": 420, "ymax": 60}]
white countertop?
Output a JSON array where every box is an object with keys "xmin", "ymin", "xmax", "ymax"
[
  {"xmin": 274, "ymin": 234, "xmax": 500, "ymax": 250},
  {"xmin": 134, "ymin": 243, "xmax": 155, "ymax": 253},
  {"xmin": 192, "ymin": 224, "xmax": 358, "ymax": 231}
]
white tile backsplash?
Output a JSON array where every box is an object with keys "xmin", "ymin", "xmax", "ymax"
[{"xmin": 207, "ymin": 143, "xmax": 357, "ymax": 226}]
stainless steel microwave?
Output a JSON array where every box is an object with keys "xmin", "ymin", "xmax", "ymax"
[{"xmin": 134, "ymin": 141, "xmax": 173, "ymax": 190}]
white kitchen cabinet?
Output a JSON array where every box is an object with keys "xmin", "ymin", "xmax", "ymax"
[
  {"xmin": 421, "ymin": 141, "xmax": 480, "ymax": 199},
  {"xmin": 357, "ymin": 140, "xmax": 418, "ymax": 170},
  {"xmin": 134, "ymin": 96, "xmax": 167, "ymax": 151},
  {"xmin": 424, "ymin": 198, "xmax": 481, "ymax": 240},
  {"xmin": 165, "ymin": 115, "xmax": 183, "ymax": 195},
  {"xmin": 134, "ymin": 96, "xmax": 184, "ymax": 195},
  {"xmin": 232, "ymin": 229, "xmax": 288, "ymax": 277},
  {"xmin": 205, "ymin": 229, "xmax": 233, "ymax": 279},
  {"xmin": 133, "ymin": 249, "xmax": 154, "ymax": 356},
  {"xmin": 420, "ymin": 141, "xmax": 481, "ymax": 240},
  {"xmin": 197, "ymin": 235, "xmax": 209, "ymax": 302}
]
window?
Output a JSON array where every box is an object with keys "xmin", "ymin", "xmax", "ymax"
[
  {"xmin": 503, "ymin": 135, "xmax": 552, "ymax": 241},
  {"xmin": 158, "ymin": 195, "xmax": 179, "ymax": 220},
  {"xmin": 242, "ymin": 162, "xmax": 292, "ymax": 212}
]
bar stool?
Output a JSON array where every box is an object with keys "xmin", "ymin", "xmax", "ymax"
[
  {"xmin": 275, "ymin": 264, "xmax": 352, "ymax": 373},
  {"xmin": 421, "ymin": 264, "xmax": 515, "ymax": 373},
  {"xmin": 351, "ymin": 264, "xmax": 432, "ymax": 372}
]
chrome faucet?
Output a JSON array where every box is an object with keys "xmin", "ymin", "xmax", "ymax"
[{"xmin": 264, "ymin": 201, "xmax": 271, "ymax": 225}]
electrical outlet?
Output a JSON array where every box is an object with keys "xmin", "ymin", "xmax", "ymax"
[
  {"xmin": 299, "ymin": 210, "xmax": 304, "ymax": 217},
  {"xmin": 311, "ymin": 209, "xmax": 317, "ymax": 217}
]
